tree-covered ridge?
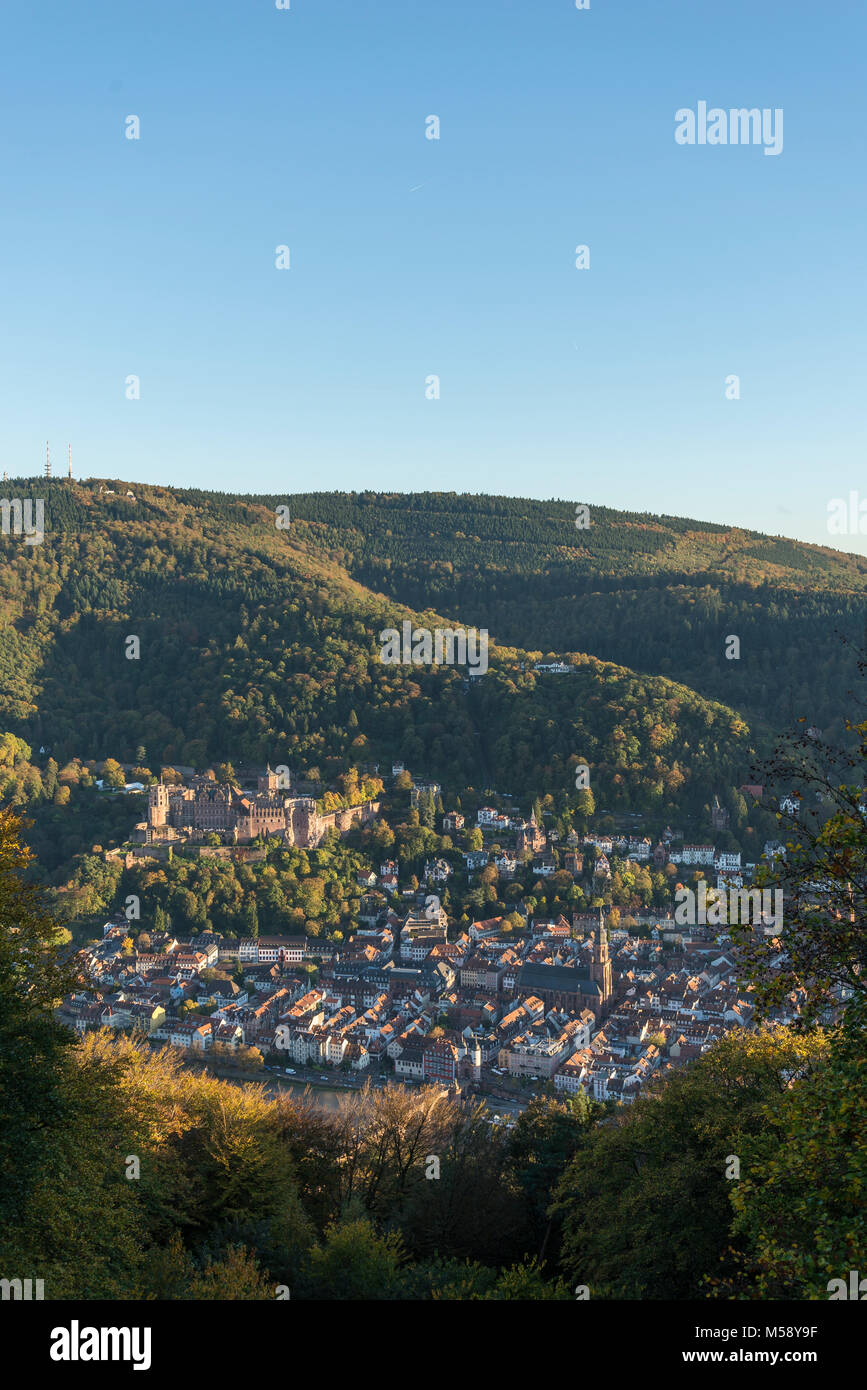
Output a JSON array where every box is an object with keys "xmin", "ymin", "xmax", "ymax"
[
  {"xmin": 0, "ymin": 479, "xmax": 767, "ymax": 812},
  {"xmin": 55, "ymin": 479, "xmax": 857, "ymax": 735},
  {"xmin": 266, "ymin": 490, "xmax": 866, "ymax": 735},
  {"xmin": 248, "ymin": 488, "xmax": 864, "ymax": 589}
]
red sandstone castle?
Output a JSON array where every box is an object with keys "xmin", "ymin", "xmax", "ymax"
[{"xmin": 142, "ymin": 766, "xmax": 379, "ymax": 849}]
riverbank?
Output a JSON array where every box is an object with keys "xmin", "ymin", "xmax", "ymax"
[{"xmin": 188, "ymin": 1059, "xmax": 528, "ymax": 1115}]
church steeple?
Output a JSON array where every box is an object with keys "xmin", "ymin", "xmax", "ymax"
[
  {"xmin": 592, "ymin": 915, "xmax": 609, "ymax": 970},
  {"xmin": 590, "ymin": 908, "xmax": 613, "ymax": 1011}
]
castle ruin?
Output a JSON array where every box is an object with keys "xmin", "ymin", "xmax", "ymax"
[{"xmin": 141, "ymin": 766, "xmax": 379, "ymax": 849}]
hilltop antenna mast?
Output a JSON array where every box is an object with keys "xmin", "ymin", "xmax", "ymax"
[
  {"xmin": 68, "ymin": 443, "xmax": 72, "ymax": 479},
  {"xmin": 45, "ymin": 441, "xmax": 51, "ymax": 478}
]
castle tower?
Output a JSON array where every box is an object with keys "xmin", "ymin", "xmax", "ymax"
[
  {"xmin": 258, "ymin": 763, "xmax": 279, "ymax": 794},
  {"xmin": 711, "ymin": 794, "xmax": 729, "ymax": 832},
  {"xmin": 290, "ymin": 796, "xmax": 320, "ymax": 848},
  {"xmin": 148, "ymin": 783, "xmax": 169, "ymax": 828}
]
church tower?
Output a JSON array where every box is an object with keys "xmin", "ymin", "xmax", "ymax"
[{"xmin": 590, "ymin": 908, "xmax": 613, "ymax": 1011}]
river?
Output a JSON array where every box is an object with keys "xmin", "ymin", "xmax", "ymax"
[{"xmin": 197, "ymin": 1062, "xmax": 527, "ymax": 1115}]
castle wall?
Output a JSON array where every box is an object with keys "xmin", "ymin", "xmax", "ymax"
[{"xmin": 146, "ymin": 773, "xmax": 380, "ymax": 851}]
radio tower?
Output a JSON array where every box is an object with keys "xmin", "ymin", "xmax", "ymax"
[
  {"xmin": 45, "ymin": 441, "xmax": 51, "ymax": 478},
  {"xmin": 68, "ymin": 443, "xmax": 72, "ymax": 480}
]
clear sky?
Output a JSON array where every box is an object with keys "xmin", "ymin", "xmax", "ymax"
[{"xmin": 1, "ymin": 0, "xmax": 864, "ymax": 553}]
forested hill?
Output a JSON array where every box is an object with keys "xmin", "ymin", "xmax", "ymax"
[
  {"xmin": 0, "ymin": 476, "xmax": 771, "ymax": 816},
  {"xmin": 275, "ymin": 491, "xmax": 867, "ymax": 737}
]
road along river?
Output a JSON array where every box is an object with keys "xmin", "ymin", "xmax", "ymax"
[{"xmin": 193, "ymin": 1060, "xmax": 527, "ymax": 1116}]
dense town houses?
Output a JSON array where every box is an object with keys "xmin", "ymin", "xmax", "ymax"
[
  {"xmin": 59, "ymin": 892, "xmax": 773, "ymax": 1108},
  {"xmin": 52, "ymin": 770, "xmax": 797, "ymax": 1109}
]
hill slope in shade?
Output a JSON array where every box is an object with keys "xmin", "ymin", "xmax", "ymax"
[
  {"xmin": 278, "ymin": 491, "xmax": 867, "ymax": 736},
  {"xmin": 0, "ymin": 478, "xmax": 776, "ymax": 820}
]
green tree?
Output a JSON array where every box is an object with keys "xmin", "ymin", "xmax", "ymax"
[
  {"xmin": 101, "ymin": 758, "xmax": 126, "ymax": 789},
  {"xmin": 733, "ymin": 714, "xmax": 867, "ymax": 1028},
  {"xmin": 0, "ymin": 813, "xmax": 147, "ymax": 1296},
  {"xmin": 302, "ymin": 1215, "xmax": 405, "ymax": 1300},
  {"xmin": 505, "ymin": 1094, "xmax": 603, "ymax": 1265},
  {"xmin": 554, "ymin": 1028, "xmax": 824, "ymax": 1300}
]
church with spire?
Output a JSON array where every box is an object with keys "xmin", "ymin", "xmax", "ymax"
[
  {"xmin": 516, "ymin": 809, "xmax": 547, "ymax": 856},
  {"xmin": 589, "ymin": 907, "xmax": 613, "ymax": 1009},
  {"xmin": 516, "ymin": 908, "xmax": 615, "ymax": 1024}
]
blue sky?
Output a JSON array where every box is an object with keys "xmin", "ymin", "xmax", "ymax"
[{"xmin": 1, "ymin": 0, "xmax": 864, "ymax": 552}]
